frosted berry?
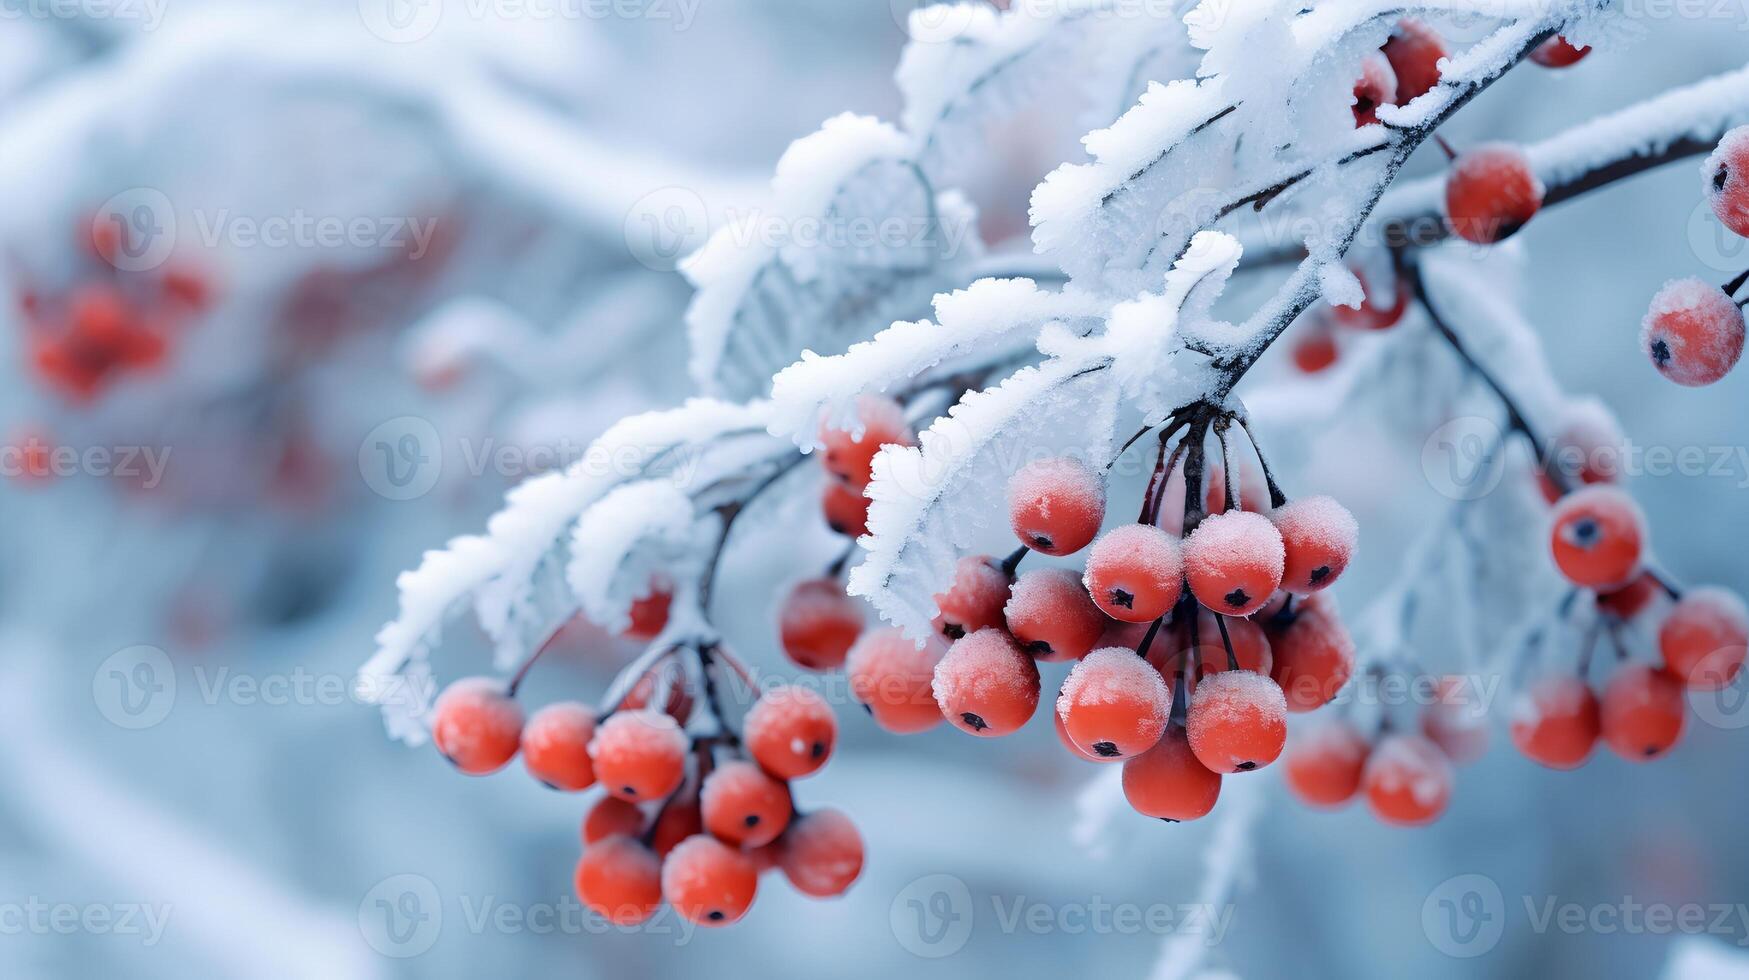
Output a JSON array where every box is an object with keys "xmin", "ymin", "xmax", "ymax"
[
  {"xmin": 1004, "ymin": 568, "xmax": 1107, "ymax": 661},
  {"xmin": 1183, "ymin": 511, "xmax": 1285, "ymax": 617},
  {"xmin": 779, "ymin": 808, "xmax": 864, "ymax": 898},
  {"xmin": 1331, "ymin": 266, "xmax": 1409, "ymax": 330},
  {"xmin": 662, "ymin": 835, "xmax": 758, "ymax": 926},
  {"xmin": 1265, "ymin": 593, "xmax": 1355, "ymax": 712},
  {"xmin": 1084, "ymin": 524, "xmax": 1184, "ymax": 623},
  {"xmin": 1445, "ymin": 143, "xmax": 1544, "ymax": 244},
  {"xmin": 575, "ymin": 835, "xmax": 664, "ymax": 925},
  {"xmin": 1055, "ymin": 707, "xmax": 1112, "ymax": 762},
  {"xmin": 1271, "ymin": 495, "xmax": 1357, "ymax": 595},
  {"xmin": 1549, "ymin": 485, "xmax": 1645, "ymax": 590},
  {"xmin": 431, "ymin": 677, "xmax": 524, "ymax": 776},
  {"xmin": 819, "ymin": 394, "xmax": 912, "ymax": 488},
  {"xmin": 1057, "ymin": 647, "xmax": 1172, "ymax": 759},
  {"xmin": 522, "ymin": 701, "xmax": 598, "ymax": 791},
  {"xmin": 1352, "ymin": 52, "xmax": 1397, "ymax": 127},
  {"xmin": 1361, "ymin": 734, "xmax": 1453, "ymax": 826},
  {"xmin": 624, "ymin": 585, "xmax": 672, "ymax": 641},
  {"xmin": 1529, "ymin": 35, "xmax": 1590, "ymax": 68},
  {"xmin": 1600, "ymin": 664, "xmax": 1686, "ymax": 761},
  {"xmin": 1509, "ymin": 675, "xmax": 1600, "ymax": 770},
  {"xmin": 822, "ymin": 479, "xmax": 871, "ymax": 538},
  {"xmin": 1284, "ymin": 719, "xmax": 1370, "ymax": 808},
  {"xmin": 1598, "ymin": 572, "xmax": 1662, "ymax": 621},
  {"xmin": 701, "ymin": 760, "xmax": 793, "ymax": 848},
  {"xmin": 1641, "ymin": 278, "xmax": 1745, "ymax": 387},
  {"xmin": 1380, "ymin": 18, "xmax": 1447, "ymax": 104},
  {"xmin": 620, "ymin": 662, "xmax": 694, "ymax": 723},
  {"xmin": 1122, "ymin": 725, "xmax": 1221, "ymax": 821},
  {"xmin": 1292, "ymin": 322, "xmax": 1339, "ymax": 374},
  {"xmin": 1185, "ymin": 670, "xmax": 1288, "ymax": 773},
  {"xmin": 933, "ymin": 628, "xmax": 1041, "ymax": 737},
  {"xmin": 1420, "ymin": 675, "xmax": 1490, "ymax": 767},
  {"xmin": 744, "ymin": 685, "xmax": 838, "ymax": 779},
  {"xmin": 588, "ymin": 709, "xmax": 688, "ymax": 802},
  {"xmin": 1540, "ymin": 399, "xmax": 1626, "ymax": 501},
  {"xmin": 778, "ymin": 578, "xmax": 862, "ymax": 671},
  {"xmin": 846, "ymin": 628, "xmax": 946, "ymax": 734},
  {"xmin": 932, "ymin": 555, "xmax": 1011, "ymax": 640},
  {"xmin": 1007, "ymin": 456, "xmax": 1106, "ymax": 556},
  {"xmin": 583, "ymin": 796, "xmax": 646, "ymax": 844},
  {"xmin": 649, "ymin": 792, "xmax": 704, "ymax": 858},
  {"xmin": 1707, "ymin": 127, "xmax": 1749, "ymax": 237},
  {"xmin": 1659, "ymin": 587, "xmax": 1749, "ymax": 691}
]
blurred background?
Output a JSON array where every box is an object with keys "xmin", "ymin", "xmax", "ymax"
[{"xmin": 2, "ymin": 2, "xmax": 1749, "ymax": 978}]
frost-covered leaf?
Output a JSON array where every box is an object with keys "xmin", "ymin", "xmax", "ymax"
[{"xmin": 566, "ymin": 480, "xmax": 712, "ymax": 633}]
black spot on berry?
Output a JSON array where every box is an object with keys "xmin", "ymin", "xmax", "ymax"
[
  {"xmin": 708, "ymin": 910, "xmax": 725, "ymax": 922},
  {"xmin": 1308, "ymin": 566, "xmax": 1330, "ymax": 585},
  {"xmin": 622, "ymin": 785, "xmax": 637, "ymax": 795},
  {"xmin": 827, "ymin": 520, "xmax": 847, "ymax": 534},
  {"xmin": 1644, "ymin": 745, "xmax": 1659, "ymax": 757},
  {"xmin": 1224, "ymin": 588, "xmax": 1251, "ymax": 608},
  {"xmin": 1025, "ymin": 640, "xmax": 1054, "ymax": 656},
  {"xmin": 811, "ymin": 741, "xmax": 825, "ymax": 758},
  {"xmin": 1160, "ymin": 817, "xmax": 1179, "ymax": 824},
  {"xmin": 745, "ymin": 814, "xmax": 761, "ymax": 827},
  {"xmin": 1030, "ymin": 534, "xmax": 1054, "ymax": 551},
  {"xmin": 942, "ymin": 623, "xmax": 966, "ymax": 640},
  {"xmin": 1093, "ymin": 741, "xmax": 1121, "ymax": 758},
  {"xmin": 1111, "ymin": 588, "xmax": 1135, "ymax": 609},
  {"xmin": 1717, "ymin": 164, "xmax": 1730, "ymax": 193},
  {"xmin": 1572, "ymin": 517, "xmax": 1600, "ymax": 546},
  {"xmin": 1651, "ymin": 338, "xmax": 1672, "ymax": 368},
  {"xmin": 1236, "ymin": 761, "xmax": 1257, "ymax": 771},
  {"xmin": 960, "ymin": 712, "xmax": 988, "ymax": 731}
]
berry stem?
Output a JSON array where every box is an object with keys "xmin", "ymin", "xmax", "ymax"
[
  {"xmin": 1213, "ymin": 613, "xmax": 1240, "ymax": 673},
  {"xmin": 1135, "ymin": 617, "xmax": 1164, "ymax": 659},
  {"xmin": 1180, "ymin": 414, "xmax": 1213, "ymax": 534},
  {"xmin": 695, "ymin": 643, "xmax": 742, "ymax": 747},
  {"xmin": 998, "ymin": 545, "xmax": 1029, "ymax": 579},
  {"xmin": 1234, "ymin": 414, "xmax": 1289, "ymax": 510},
  {"xmin": 505, "ymin": 620, "xmax": 569, "ymax": 698},
  {"xmin": 1724, "ymin": 267, "xmax": 1749, "ymax": 299},
  {"xmin": 1214, "ymin": 419, "xmax": 1239, "ymax": 514},
  {"xmin": 1433, "ymin": 134, "xmax": 1459, "ymax": 162}
]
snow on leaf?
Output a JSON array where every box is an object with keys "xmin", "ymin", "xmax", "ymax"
[
  {"xmin": 849, "ymin": 355, "xmax": 1119, "ymax": 639},
  {"xmin": 565, "ymin": 480, "xmax": 711, "ymax": 634}
]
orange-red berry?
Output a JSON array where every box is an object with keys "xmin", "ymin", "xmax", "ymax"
[
  {"xmin": 589, "ymin": 709, "xmax": 688, "ymax": 802},
  {"xmin": 1004, "ymin": 568, "xmax": 1108, "ymax": 661},
  {"xmin": 1185, "ymin": 670, "xmax": 1288, "ymax": 773},
  {"xmin": 932, "ymin": 555, "xmax": 1011, "ymax": 641},
  {"xmin": 662, "ymin": 835, "xmax": 758, "ymax": 926},
  {"xmin": 583, "ymin": 796, "xmax": 646, "ymax": 844},
  {"xmin": 700, "ymin": 760, "xmax": 793, "ymax": 848},
  {"xmin": 619, "ymin": 661, "xmax": 694, "ymax": 724},
  {"xmin": 819, "ymin": 395, "xmax": 912, "ymax": 488},
  {"xmin": 1122, "ymin": 724, "xmax": 1221, "ymax": 821},
  {"xmin": 1420, "ymin": 675, "xmax": 1491, "ymax": 767},
  {"xmin": 1264, "ymin": 593, "xmax": 1355, "ymax": 712},
  {"xmin": 431, "ymin": 677, "xmax": 524, "ymax": 775},
  {"xmin": 847, "ymin": 628, "xmax": 946, "ymax": 734},
  {"xmin": 1529, "ymin": 35, "xmax": 1590, "ymax": 68},
  {"xmin": 1446, "ymin": 143, "xmax": 1544, "ymax": 245},
  {"xmin": 624, "ymin": 586, "xmax": 672, "ymax": 641},
  {"xmin": 522, "ymin": 701, "xmax": 598, "ymax": 791},
  {"xmin": 822, "ymin": 479, "xmax": 871, "ymax": 537},
  {"xmin": 779, "ymin": 808, "xmax": 864, "ymax": 898},
  {"xmin": 1549, "ymin": 485, "xmax": 1645, "ymax": 590},
  {"xmin": 1284, "ymin": 719, "xmax": 1370, "ymax": 808},
  {"xmin": 1659, "ymin": 587, "xmax": 1749, "ymax": 690},
  {"xmin": 1007, "ymin": 456, "xmax": 1106, "ymax": 556},
  {"xmin": 1380, "ymin": 19, "xmax": 1447, "ymax": 104},
  {"xmin": 933, "ymin": 628, "xmax": 1040, "ymax": 737},
  {"xmin": 649, "ymin": 793, "xmax": 704, "ymax": 858},
  {"xmin": 1641, "ymin": 278, "xmax": 1745, "ymax": 387},
  {"xmin": 1707, "ymin": 127, "xmax": 1749, "ymax": 237},
  {"xmin": 1509, "ymin": 675, "xmax": 1600, "ymax": 770},
  {"xmin": 1271, "ymin": 496, "xmax": 1357, "ymax": 595},
  {"xmin": 1599, "ymin": 573, "xmax": 1662, "ymax": 621},
  {"xmin": 1351, "ymin": 52, "xmax": 1397, "ymax": 127},
  {"xmin": 1057, "ymin": 647, "xmax": 1171, "ymax": 760},
  {"xmin": 1184, "ymin": 511, "xmax": 1285, "ymax": 617},
  {"xmin": 1600, "ymin": 664, "xmax": 1686, "ymax": 761},
  {"xmin": 575, "ymin": 835, "xmax": 663, "ymax": 925},
  {"xmin": 1362, "ymin": 733, "xmax": 1453, "ymax": 826},
  {"xmin": 1084, "ymin": 524, "xmax": 1184, "ymax": 623},
  {"xmin": 778, "ymin": 578, "xmax": 863, "ymax": 671},
  {"xmin": 744, "ymin": 685, "xmax": 837, "ymax": 779}
]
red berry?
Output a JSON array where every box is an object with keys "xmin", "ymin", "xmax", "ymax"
[
  {"xmin": 1055, "ymin": 707, "xmax": 1112, "ymax": 762},
  {"xmin": 1057, "ymin": 647, "xmax": 1171, "ymax": 760},
  {"xmin": 1541, "ymin": 400, "xmax": 1626, "ymax": 501},
  {"xmin": 583, "ymin": 796, "xmax": 645, "ymax": 844},
  {"xmin": 1351, "ymin": 52, "xmax": 1397, "ymax": 127},
  {"xmin": 662, "ymin": 835, "xmax": 758, "ymax": 926},
  {"xmin": 1264, "ymin": 593, "xmax": 1355, "ymax": 712},
  {"xmin": 624, "ymin": 586, "xmax": 672, "ymax": 641},
  {"xmin": 1185, "ymin": 670, "xmax": 1288, "ymax": 773},
  {"xmin": 1330, "ymin": 266, "xmax": 1409, "ymax": 330},
  {"xmin": 1641, "ymin": 278, "xmax": 1745, "ymax": 387},
  {"xmin": 1271, "ymin": 496, "xmax": 1357, "ymax": 595},
  {"xmin": 1599, "ymin": 664, "xmax": 1686, "ymax": 761},
  {"xmin": 847, "ymin": 628, "xmax": 946, "ymax": 734},
  {"xmin": 933, "ymin": 628, "xmax": 1041, "ymax": 737},
  {"xmin": 575, "ymin": 835, "xmax": 663, "ymax": 925},
  {"xmin": 649, "ymin": 792, "xmax": 704, "ymax": 858},
  {"xmin": 1420, "ymin": 675, "xmax": 1490, "ymax": 767},
  {"xmin": 1184, "ymin": 511, "xmax": 1285, "ymax": 617},
  {"xmin": 1509, "ymin": 675, "xmax": 1600, "ymax": 770},
  {"xmin": 1445, "ymin": 143, "xmax": 1544, "ymax": 244},
  {"xmin": 589, "ymin": 709, "xmax": 688, "ymax": 802},
  {"xmin": 1529, "ymin": 35, "xmax": 1590, "ymax": 68},
  {"xmin": 1380, "ymin": 18, "xmax": 1447, "ymax": 104},
  {"xmin": 1284, "ymin": 719, "xmax": 1370, "ymax": 808},
  {"xmin": 522, "ymin": 701, "xmax": 598, "ymax": 791},
  {"xmin": 1598, "ymin": 572, "xmax": 1662, "ymax": 621},
  {"xmin": 1084, "ymin": 524, "xmax": 1184, "ymax": 623},
  {"xmin": 744, "ymin": 685, "xmax": 838, "ymax": 779},
  {"xmin": 1007, "ymin": 457, "xmax": 1106, "ymax": 556},
  {"xmin": 69, "ymin": 283, "xmax": 134, "ymax": 347},
  {"xmin": 819, "ymin": 394, "xmax": 912, "ymax": 488},
  {"xmin": 620, "ymin": 660, "xmax": 694, "ymax": 723},
  {"xmin": 1362, "ymin": 734, "xmax": 1453, "ymax": 826},
  {"xmin": 1659, "ymin": 587, "xmax": 1749, "ymax": 691},
  {"xmin": 1549, "ymin": 485, "xmax": 1645, "ymax": 590},
  {"xmin": 778, "ymin": 578, "xmax": 862, "ymax": 671},
  {"xmin": 701, "ymin": 760, "xmax": 793, "ymax": 848},
  {"xmin": 1122, "ymin": 724, "xmax": 1221, "ymax": 821},
  {"xmin": 1004, "ymin": 568, "xmax": 1108, "ymax": 661},
  {"xmin": 1707, "ymin": 127, "xmax": 1749, "ymax": 237},
  {"xmin": 822, "ymin": 479, "xmax": 871, "ymax": 537},
  {"xmin": 430, "ymin": 677, "xmax": 523, "ymax": 775},
  {"xmin": 1292, "ymin": 322, "xmax": 1339, "ymax": 373},
  {"xmin": 779, "ymin": 808, "xmax": 864, "ymax": 898},
  {"xmin": 932, "ymin": 555, "xmax": 1011, "ymax": 640},
  {"xmin": 1180, "ymin": 611, "xmax": 1273, "ymax": 680}
]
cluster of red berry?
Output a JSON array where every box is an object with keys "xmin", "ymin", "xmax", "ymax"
[
  {"xmin": 426, "ymin": 636, "xmax": 863, "ymax": 928},
  {"xmin": 1637, "ymin": 126, "xmax": 1749, "ymax": 386},
  {"xmin": 23, "ymin": 215, "xmax": 211, "ymax": 403}
]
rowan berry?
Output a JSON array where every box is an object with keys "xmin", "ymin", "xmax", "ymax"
[
  {"xmin": 1007, "ymin": 456, "xmax": 1106, "ymax": 556},
  {"xmin": 1641, "ymin": 278, "xmax": 1745, "ymax": 387},
  {"xmin": 846, "ymin": 628, "xmax": 946, "ymax": 734},
  {"xmin": 649, "ymin": 793, "xmax": 704, "ymax": 858},
  {"xmin": 1122, "ymin": 724, "xmax": 1222, "ymax": 821},
  {"xmin": 1184, "ymin": 511, "xmax": 1285, "ymax": 617},
  {"xmin": 779, "ymin": 808, "xmax": 864, "ymax": 898},
  {"xmin": 1598, "ymin": 572, "xmax": 1662, "ymax": 621},
  {"xmin": 932, "ymin": 555, "xmax": 1011, "ymax": 640},
  {"xmin": 778, "ymin": 578, "xmax": 863, "ymax": 670},
  {"xmin": 1264, "ymin": 593, "xmax": 1355, "ymax": 712},
  {"xmin": 1380, "ymin": 19, "xmax": 1447, "ymax": 104},
  {"xmin": 744, "ymin": 685, "xmax": 837, "ymax": 779},
  {"xmin": 1361, "ymin": 733, "xmax": 1453, "ymax": 826},
  {"xmin": 624, "ymin": 585, "xmax": 672, "ymax": 641},
  {"xmin": 1549, "ymin": 485, "xmax": 1645, "ymax": 590},
  {"xmin": 933, "ymin": 628, "xmax": 1040, "ymax": 737},
  {"xmin": 1420, "ymin": 675, "xmax": 1490, "ymax": 766},
  {"xmin": 1004, "ymin": 568, "xmax": 1108, "ymax": 661},
  {"xmin": 1509, "ymin": 674, "xmax": 1600, "ymax": 770},
  {"xmin": 1659, "ymin": 587, "xmax": 1749, "ymax": 691},
  {"xmin": 1529, "ymin": 36, "xmax": 1590, "ymax": 68},
  {"xmin": 1292, "ymin": 322, "xmax": 1339, "ymax": 374},
  {"xmin": 1084, "ymin": 524, "xmax": 1184, "ymax": 622},
  {"xmin": 583, "ymin": 796, "xmax": 646, "ymax": 844},
  {"xmin": 1185, "ymin": 670, "xmax": 1288, "ymax": 773},
  {"xmin": 1057, "ymin": 647, "xmax": 1172, "ymax": 759},
  {"xmin": 1540, "ymin": 400, "xmax": 1625, "ymax": 501},
  {"xmin": 822, "ymin": 479, "xmax": 871, "ymax": 538},
  {"xmin": 1352, "ymin": 52, "xmax": 1397, "ymax": 127},
  {"xmin": 620, "ymin": 661, "xmax": 694, "ymax": 723},
  {"xmin": 662, "ymin": 835, "xmax": 758, "ymax": 926},
  {"xmin": 819, "ymin": 394, "xmax": 912, "ymax": 488},
  {"xmin": 589, "ymin": 709, "xmax": 689, "ymax": 802},
  {"xmin": 701, "ymin": 760, "xmax": 793, "ymax": 848},
  {"xmin": 1271, "ymin": 496, "xmax": 1357, "ymax": 595},
  {"xmin": 1708, "ymin": 126, "xmax": 1749, "ymax": 237},
  {"xmin": 430, "ymin": 677, "xmax": 523, "ymax": 775},
  {"xmin": 575, "ymin": 835, "xmax": 663, "ymax": 925},
  {"xmin": 1600, "ymin": 664, "xmax": 1686, "ymax": 761},
  {"xmin": 1283, "ymin": 719, "xmax": 1370, "ymax": 808},
  {"xmin": 1331, "ymin": 267, "xmax": 1409, "ymax": 330},
  {"xmin": 522, "ymin": 701, "xmax": 598, "ymax": 791},
  {"xmin": 1445, "ymin": 143, "xmax": 1544, "ymax": 244}
]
